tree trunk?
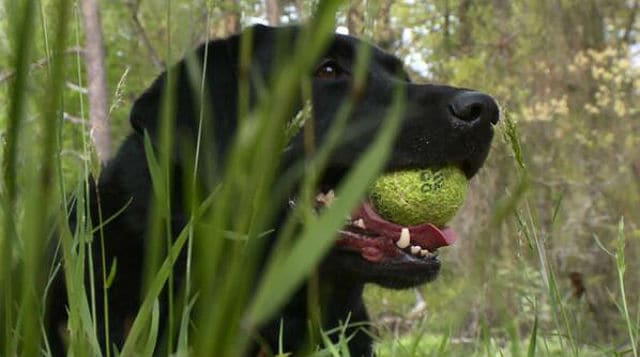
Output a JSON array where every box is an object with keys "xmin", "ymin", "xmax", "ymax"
[
  {"xmin": 622, "ymin": 0, "xmax": 639, "ymax": 45},
  {"xmin": 347, "ymin": 0, "xmax": 365, "ymax": 37},
  {"xmin": 266, "ymin": 0, "xmax": 280, "ymax": 26},
  {"xmin": 80, "ymin": 0, "xmax": 112, "ymax": 163},
  {"xmin": 373, "ymin": 0, "xmax": 395, "ymax": 51},
  {"xmin": 443, "ymin": 0, "xmax": 451, "ymax": 54},
  {"xmin": 225, "ymin": 2, "xmax": 241, "ymax": 36},
  {"xmin": 457, "ymin": 0, "xmax": 473, "ymax": 54},
  {"xmin": 558, "ymin": 0, "xmax": 605, "ymax": 50},
  {"xmin": 211, "ymin": 0, "xmax": 241, "ymax": 38}
]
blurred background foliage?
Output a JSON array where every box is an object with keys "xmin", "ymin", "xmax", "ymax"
[{"xmin": 1, "ymin": 0, "xmax": 639, "ymax": 355}]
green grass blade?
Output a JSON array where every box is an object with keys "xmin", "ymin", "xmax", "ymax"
[
  {"xmin": 615, "ymin": 218, "xmax": 638, "ymax": 357},
  {"xmin": 1, "ymin": 1, "xmax": 37, "ymax": 352},
  {"xmin": 527, "ymin": 314, "xmax": 538, "ymax": 357},
  {"xmin": 246, "ymin": 88, "xmax": 406, "ymax": 328}
]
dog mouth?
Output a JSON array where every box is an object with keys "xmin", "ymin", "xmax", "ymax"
[{"xmin": 314, "ymin": 188, "xmax": 458, "ymax": 265}]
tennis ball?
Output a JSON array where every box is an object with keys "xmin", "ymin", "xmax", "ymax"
[{"xmin": 369, "ymin": 166, "xmax": 468, "ymax": 227}]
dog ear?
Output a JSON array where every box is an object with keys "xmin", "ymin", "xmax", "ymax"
[
  {"xmin": 128, "ymin": 33, "xmax": 241, "ymax": 143},
  {"xmin": 129, "ymin": 76, "xmax": 162, "ymax": 138}
]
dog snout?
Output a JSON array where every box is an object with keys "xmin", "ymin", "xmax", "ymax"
[{"xmin": 449, "ymin": 91, "xmax": 500, "ymax": 126}]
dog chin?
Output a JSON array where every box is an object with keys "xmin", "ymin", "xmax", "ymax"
[{"xmin": 321, "ymin": 249, "xmax": 441, "ymax": 289}]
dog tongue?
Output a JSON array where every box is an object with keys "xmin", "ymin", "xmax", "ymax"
[{"xmin": 352, "ymin": 202, "xmax": 458, "ymax": 252}]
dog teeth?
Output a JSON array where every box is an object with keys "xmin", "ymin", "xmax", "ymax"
[
  {"xmin": 410, "ymin": 245, "xmax": 421, "ymax": 255},
  {"xmin": 396, "ymin": 228, "xmax": 410, "ymax": 249},
  {"xmin": 420, "ymin": 249, "xmax": 431, "ymax": 257},
  {"xmin": 354, "ymin": 218, "xmax": 366, "ymax": 229},
  {"xmin": 326, "ymin": 189, "xmax": 335, "ymax": 199},
  {"xmin": 315, "ymin": 190, "xmax": 335, "ymax": 207}
]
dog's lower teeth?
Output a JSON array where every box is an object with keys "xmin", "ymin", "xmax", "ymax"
[
  {"xmin": 420, "ymin": 249, "xmax": 430, "ymax": 257},
  {"xmin": 410, "ymin": 246, "xmax": 421, "ymax": 255},
  {"xmin": 315, "ymin": 189, "xmax": 335, "ymax": 207},
  {"xmin": 354, "ymin": 218, "xmax": 366, "ymax": 229}
]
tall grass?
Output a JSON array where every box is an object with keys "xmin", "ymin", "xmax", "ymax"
[
  {"xmin": 1, "ymin": 1, "xmax": 639, "ymax": 356},
  {"xmin": 1, "ymin": 0, "xmax": 406, "ymax": 355},
  {"xmin": 493, "ymin": 113, "xmax": 640, "ymax": 357}
]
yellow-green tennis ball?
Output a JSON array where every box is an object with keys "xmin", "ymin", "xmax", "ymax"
[{"xmin": 369, "ymin": 167, "xmax": 468, "ymax": 227}]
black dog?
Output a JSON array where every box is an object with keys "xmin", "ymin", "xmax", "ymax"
[{"xmin": 47, "ymin": 24, "xmax": 498, "ymax": 356}]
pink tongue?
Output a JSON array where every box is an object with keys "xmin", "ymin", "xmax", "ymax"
[{"xmin": 352, "ymin": 202, "xmax": 458, "ymax": 252}]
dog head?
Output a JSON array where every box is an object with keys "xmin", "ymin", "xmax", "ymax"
[
  {"xmin": 129, "ymin": 24, "xmax": 499, "ymax": 289},
  {"xmin": 304, "ymin": 30, "xmax": 499, "ymax": 288}
]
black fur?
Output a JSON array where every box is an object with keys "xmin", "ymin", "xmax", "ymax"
[{"xmin": 47, "ymin": 25, "xmax": 499, "ymax": 356}]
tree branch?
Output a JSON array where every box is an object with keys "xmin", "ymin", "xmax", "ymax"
[
  {"xmin": 63, "ymin": 112, "xmax": 87, "ymax": 125},
  {"xmin": 124, "ymin": 0, "xmax": 165, "ymax": 70}
]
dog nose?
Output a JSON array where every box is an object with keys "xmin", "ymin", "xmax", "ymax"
[{"xmin": 449, "ymin": 91, "xmax": 500, "ymax": 125}]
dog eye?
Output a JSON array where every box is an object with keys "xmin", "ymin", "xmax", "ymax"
[{"xmin": 314, "ymin": 60, "xmax": 347, "ymax": 79}]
